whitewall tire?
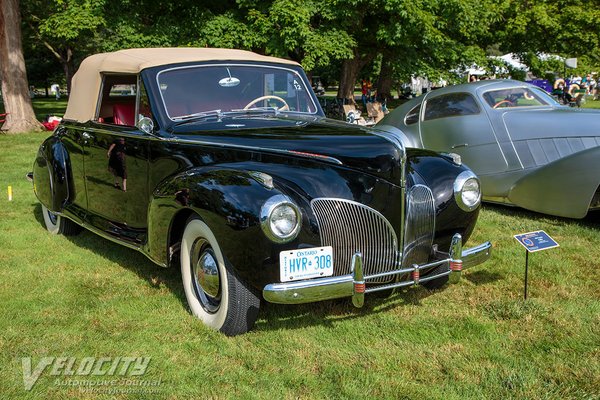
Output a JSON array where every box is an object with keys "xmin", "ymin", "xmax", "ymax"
[
  {"xmin": 180, "ymin": 217, "xmax": 260, "ymax": 336},
  {"xmin": 41, "ymin": 204, "xmax": 81, "ymax": 236}
]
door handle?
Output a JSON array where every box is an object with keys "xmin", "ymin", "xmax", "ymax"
[{"xmin": 451, "ymin": 143, "xmax": 468, "ymax": 149}]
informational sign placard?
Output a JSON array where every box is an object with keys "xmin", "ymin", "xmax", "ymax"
[{"xmin": 514, "ymin": 230, "xmax": 559, "ymax": 253}]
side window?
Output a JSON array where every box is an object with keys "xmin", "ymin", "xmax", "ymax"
[
  {"xmin": 423, "ymin": 93, "xmax": 480, "ymax": 121},
  {"xmin": 96, "ymin": 74, "xmax": 137, "ymax": 126},
  {"xmin": 138, "ymin": 80, "xmax": 153, "ymax": 121},
  {"xmin": 404, "ymin": 104, "xmax": 421, "ymax": 125}
]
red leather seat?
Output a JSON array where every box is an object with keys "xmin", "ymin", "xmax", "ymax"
[{"xmin": 113, "ymin": 104, "xmax": 135, "ymax": 126}]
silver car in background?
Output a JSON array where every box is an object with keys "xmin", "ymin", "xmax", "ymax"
[{"xmin": 377, "ymin": 79, "xmax": 600, "ymax": 219}]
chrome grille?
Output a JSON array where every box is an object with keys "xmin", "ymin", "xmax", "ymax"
[
  {"xmin": 310, "ymin": 198, "xmax": 400, "ymax": 283},
  {"xmin": 402, "ymin": 184, "xmax": 435, "ymax": 267}
]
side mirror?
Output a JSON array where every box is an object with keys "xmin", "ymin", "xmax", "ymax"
[{"xmin": 138, "ymin": 116, "xmax": 154, "ymax": 134}]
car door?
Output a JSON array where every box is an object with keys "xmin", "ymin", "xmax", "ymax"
[
  {"xmin": 419, "ymin": 92, "xmax": 508, "ymax": 175},
  {"xmin": 82, "ymin": 75, "xmax": 150, "ymax": 245}
]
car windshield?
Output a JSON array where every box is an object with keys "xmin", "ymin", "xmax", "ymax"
[
  {"xmin": 483, "ymin": 87, "xmax": 549, "ymax": 109},
  {"xmin": 157, "ymin": 64, "xmax": 318, "ymax": 120}
]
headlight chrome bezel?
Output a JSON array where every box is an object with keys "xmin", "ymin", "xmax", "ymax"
[
  {"xmin": 453, "ymin": 170, "xmax": 482, "ymax": 212},
  {"xmin": 260, "ymin": 194, "xmax": 302, "ymax": 243}
]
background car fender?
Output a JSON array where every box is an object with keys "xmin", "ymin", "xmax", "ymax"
[
  {"xmin": 508, "ymin": 146, "xmax": 600, "ymax": 218},
  {"xmin": 32, "ymin": 133, "xmax": 72, "ymax": 212},
  {"xmin": 375, "ymin": 124, "xmax": 418, "ymax": 148}
]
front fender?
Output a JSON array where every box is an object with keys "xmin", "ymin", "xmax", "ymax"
[
  {"xmin": 147, "ymin": 167, "xmax": 310, "ymax": 289},
  {"xmin": 406, "ymin": 149, "xmax": 480, "ymax": 250},
  {"xmin": 32, "ymin": 133, "xmax": 72, "ymax": 212},
  {"xmin": 508, "ymin": 146, "xmax": 600, "ymax": 218}
]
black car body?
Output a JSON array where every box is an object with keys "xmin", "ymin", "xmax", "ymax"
[{"xmin": 32, "ymin": 48, "xmax": 491, "ymax": 335}]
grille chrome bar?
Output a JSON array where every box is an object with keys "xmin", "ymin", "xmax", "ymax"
[
  {"xmin": 311, "ymin": 198, "xmax": 400, "ymax": 283},
  {"xmin": 402, "ymin": 184, "xmax": 435, "ymax": 268}
]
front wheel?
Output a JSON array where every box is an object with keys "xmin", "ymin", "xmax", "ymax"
[
  {"xmin": 180, "ymin": 217, "xmax": 260, "ymax": 336},
  {"xmin": 41, "ymin": 204, "xmax": 81, "ymax": 235}
]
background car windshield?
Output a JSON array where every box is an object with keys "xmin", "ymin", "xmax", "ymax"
[
  {"xmin": 483, "ymin": 87, "xmax": 549, "ymax": 108},
  {"xmin": 158, "ymin": 65, "xmax": 317, "ymax": 119}
]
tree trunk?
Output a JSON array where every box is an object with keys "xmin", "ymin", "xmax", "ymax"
[
  {"xmin": 376, "ymin": 53, "xmax": 393, "ymax": 101},
  {"xmin": 337, "ymin": 58, "xmax": 361, "ymax": 103},
  {"xmin": 336, "ymin": 50, "xmax": 375, "ymax": 104},
  {"xmin": 0, "ymin": 0, "xmax": 43, "ymax": 133},
  {"xmin": 63, "ymin": 51, "xmax": 75, "ymax": 95}
]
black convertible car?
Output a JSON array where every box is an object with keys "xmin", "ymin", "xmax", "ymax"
[{"xmin": 31, "ymin": 48, "xmax": 491, "ymax": 335}]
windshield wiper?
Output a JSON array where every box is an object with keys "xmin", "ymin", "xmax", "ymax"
[{"xmin": 172, "ymin": 109, "xmax": 224, "ymax": 126}]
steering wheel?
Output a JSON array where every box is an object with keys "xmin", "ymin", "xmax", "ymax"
[
  {"xmin": 493, "ymin": 100, "xmax": 515, "ymax": 109},
  {"xmin": 244, "ymin": 95, "xmax": 289, "ymax": 111}
]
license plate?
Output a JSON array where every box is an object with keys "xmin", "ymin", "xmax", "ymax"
[{"xmin": 279, "ymin": 246, "xmax": 334, "ymax": 282}]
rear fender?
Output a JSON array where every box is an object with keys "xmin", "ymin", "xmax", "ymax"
[
  {"xmin": 508, "ymin": 146, "xmax": 600, "ymax": 218},
  {"xmin": 32, "ymin": 134, "xmax": 72, "ymax": 212}
]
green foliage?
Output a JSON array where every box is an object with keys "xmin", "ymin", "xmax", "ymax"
[
  {"xmin": 17, "ymin": 0, "xmax": 600, "ymax": 95},
  {"xmin": 36, "ymin": 0, "xmax": 106, "ymax": 40}
]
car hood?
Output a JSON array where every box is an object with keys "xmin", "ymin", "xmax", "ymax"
[
  {"xmin": 502, "ymin": 107, "xmax": 600, "ymax": 141},
  {"xmin": 167, "ymin": 115, "xmax": 405, "ymax": 185}
]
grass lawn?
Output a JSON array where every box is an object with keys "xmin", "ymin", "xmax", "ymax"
[{"xmin": 0, "ymin": 100, "xmax": 599, "ymax": 400}]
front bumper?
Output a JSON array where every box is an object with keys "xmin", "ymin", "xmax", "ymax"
[{"xmin": 263, "ymin": 233, "xmax": 491, "ymax": 307}]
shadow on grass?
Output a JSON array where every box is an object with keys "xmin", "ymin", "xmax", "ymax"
[
  {"xmin": 464, "ymin": 270, "xmax": 503, "ymax": 285},
  {"xmin": 32, "ymin": 203, "xmax": 186, "ymax": 307},
  {"xmin": 255, "ymin": 285, "xmax": 442, "ymax": 332},
  {"xmin": 32, "ymin": 202, "xmax": 497, "ymax": 333}
]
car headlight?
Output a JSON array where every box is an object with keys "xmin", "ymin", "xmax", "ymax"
[
  {"xmin": 453, "ymin": 170, "xmax": 481, "ymax": 212},
  {"xmin": 260, "ymin": 195, "xmax": 302, "ymax": 243}
]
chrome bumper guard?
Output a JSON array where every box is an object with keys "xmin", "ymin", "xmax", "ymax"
[{"xmin": 263, "ymin": 233, "xmax": 492, "ymax": 308}]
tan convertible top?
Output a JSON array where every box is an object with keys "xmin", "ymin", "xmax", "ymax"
[{"xmin": 64, "ymin": 47, "xmax": 300, "ymax": 122}]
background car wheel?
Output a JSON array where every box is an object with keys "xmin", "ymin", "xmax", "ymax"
[
  {"xmin": 420, "ymin": 264, "xmax": 449, "ymax": 290},
  {"xmin": 41, "ymin": 204, "xmax": 81, "ymax": 236},
  {"xmin": 180, "ymin": 217, "xmax": 260, "ymax": 336}
]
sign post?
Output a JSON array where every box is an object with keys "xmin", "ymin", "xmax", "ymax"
[{"xmin": 514, "ymin": 230, "xmax": 559, "ymax": 300}]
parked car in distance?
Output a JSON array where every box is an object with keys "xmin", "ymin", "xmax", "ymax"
[
  {"xmin": 31, "ymin": 48, "xmax": 491, "ymax": 335},
  {"xmin": 377, "ymin": 79, "xmax": 600, "ymax": 219}
]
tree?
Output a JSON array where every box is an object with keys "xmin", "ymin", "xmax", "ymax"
[
  {"xmin": 21, "ymin": 0, "xmax": 106, "ymax": 93},
  {"xmin": 0, "ymin": 0, "xmax": 42, "ymax": 133}
]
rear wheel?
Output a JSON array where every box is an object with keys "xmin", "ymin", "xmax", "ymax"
[
  {"xmin": 180, "ymin": 217, "xmax": 260, "ymax": 336},
  {"xmin": 41, "ymin": 204, "xmax": 81, "ymax": 235}
]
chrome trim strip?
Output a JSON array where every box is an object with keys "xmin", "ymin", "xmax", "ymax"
[
  {"xmin": 78, "ymin": 221, "xmax": 167, "ymax": 268},
  {"xmin": 160, "ymin": 136, "xmax": 344, "ymax": 165},
  {"xmin": 263, "ymin": 237, "xmax": 492, "ymax": 305}
]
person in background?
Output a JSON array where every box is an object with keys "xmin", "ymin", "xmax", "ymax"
[{"xmin": 361, "ymin": 79, "xmax": 368, "ymax": 110}]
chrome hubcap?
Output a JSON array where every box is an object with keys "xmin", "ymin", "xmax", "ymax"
[{"xmin": 191, "ymin": 239, "xmax": 221, "ymax": 313}]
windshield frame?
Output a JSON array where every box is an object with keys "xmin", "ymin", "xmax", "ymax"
[{"xmin": 155, "ymin": 63, "xmax": 320, "ymax": 121}]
